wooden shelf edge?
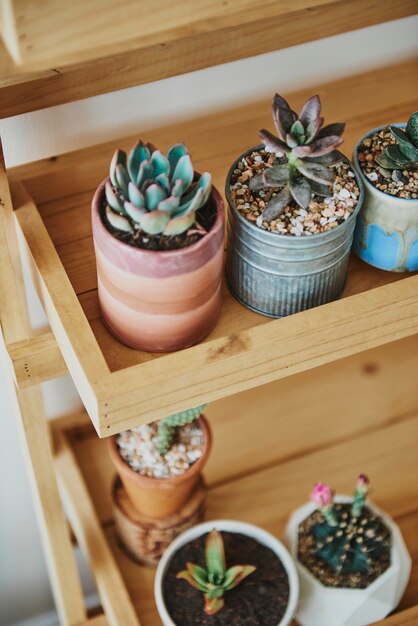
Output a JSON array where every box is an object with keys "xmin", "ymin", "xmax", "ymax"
[
  {"xmin": 0, "ymin": 0, "xmax": 416, "ymax": 118},
  {"xmin": 374, "ymin": 606, "xmax": 418, "ymax": 626},
  {"xmin": 7, "ymin": 330, "xmax": 67, "ymax": 387}
]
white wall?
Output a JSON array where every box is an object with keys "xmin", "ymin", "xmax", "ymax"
[{"xmin": 0, "ymin": 15, "xmax": 417, "ymax": 626}]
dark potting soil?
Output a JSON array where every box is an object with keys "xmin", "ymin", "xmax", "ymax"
[
  {"xmin": 100, "ymin": 192, "xmax": 217, "ymax": 251},
  {"xmin": 163, "ymin": 531, "xmax": 290, "ymax": 626},
  {"xmin": 298, "ymin": 503, "xmax": 391, "ymax": 589}
]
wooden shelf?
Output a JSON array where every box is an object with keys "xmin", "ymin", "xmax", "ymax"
[
  {"xmin": 7, "ymin": 60, "xmax": 418, "ymax": 436},
  {"xmin": 52, "ymin": 353, "xmax": 418, "ymax": 625},
  {"xmin": 0, "ymin": 0, "xmax": 416, "ymax": 118}
]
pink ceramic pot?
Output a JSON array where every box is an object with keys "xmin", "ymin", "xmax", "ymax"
[{"xmin": 91, "ymin": 177, "xmax": 224, "ymax": 352}]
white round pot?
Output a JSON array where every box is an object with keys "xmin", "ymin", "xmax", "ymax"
[
  {"xmin": 155, "ymin": 519, "xmax": 299, "ymax": 626},
  {"xmin": 285, "ymin": 497, "xmax": 412, "ymax": 626}
]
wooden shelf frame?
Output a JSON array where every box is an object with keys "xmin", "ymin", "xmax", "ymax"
[
  {"xmin": 5, "ymin": 59, "xmax": 418, "ymax": 436},
  {"xmin": 0, "ymin": 0, "xmax": 416, "ymax": 118},
  {"xmin": 1, "ymin": 54, "xmax": 418, "ymax": 626}
]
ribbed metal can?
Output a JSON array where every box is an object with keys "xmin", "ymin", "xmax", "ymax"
[{"xmin": 225, "ymin": 146, "xmax": 364, "ymax": 318}]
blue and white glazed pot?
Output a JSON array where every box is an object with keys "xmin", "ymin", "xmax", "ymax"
[{"xmin": 352, "ymin": 124, "xmax": 418, "ymax": 272}]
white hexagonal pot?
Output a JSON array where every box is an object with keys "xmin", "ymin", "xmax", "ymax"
[
  {"xmin": 285, "ymin": 497, "xmax": 411, "ymax": 626},
  {"xmin": 155, "ymin": 519, "xmax": 299, "ymax": 626}
]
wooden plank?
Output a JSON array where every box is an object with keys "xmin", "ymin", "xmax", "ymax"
[
  {"xmin": 7, "ymin": 329, "xmax": 67, "ymax": 387},
  {"xmin": 0, "ymin": 137, "xmax": 87, "ymax": 625},
  {"xmin": 65, "ymin": 335, "xmax": 418, "ymax": 524},
  {"xmin": 0, "ymin": 0, "xmax": 416, "ymax": 118},
  {"xmin": 54, "ymin": 413, "xmax": 418, "ymax": 626},
  {"xmin": 54, "ymin": 428, "xmax": 141, "ymax": 626},
  {"xmin": 374, "ymin": 606, "xmax": 418, "ymax": 626}
]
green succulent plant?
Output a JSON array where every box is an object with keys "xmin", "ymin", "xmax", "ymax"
[
  {"xmin": 311, "ymin": 475, "xmax": 389, "ymax": 575},
  {"xmin": 157, "ymin": 404, "xmax": 206, "ymax": 455},
  {"xmin": 375, "ymin": 111, "xmax": 418, "ymax": 170},
  {"xmin": 251, "ymin": 93, "xmax": 345, "ymax": 221},
  {"xmin": 177, "ymin": 529, "xmax": 256, "ymax": 615},
  {"xmin": 105, "ymin": 141, "xmax": 212, "ymax": 237}
]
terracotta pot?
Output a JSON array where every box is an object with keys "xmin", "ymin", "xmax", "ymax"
[
  {"xmin": 107, "ymin": 416, "xmax": 212, "ymax": 519},
  {"xmin": 92, "ymin": 177, "xmax": 224, "ymax": 352}
]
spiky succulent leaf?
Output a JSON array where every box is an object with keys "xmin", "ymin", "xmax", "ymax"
[
  {"xmin": 145, "ymin": 184, "xmax": 167, "ymax": 211},
  {"xmin": 316, "ymin": 123, "xmax": 345, "ymax": 140},
  {"xmin": 136, "ymin": 160, "xmax": 153, "ymax": 188},
  {"xmin": 176, "ymin": 570, "xmax": 207, "ymax": 592},
  {"xmin": 110, "ymin": 149, "xmax": 127, "ymax": 187},
  {"xmin": 105, "ymin": 207, "xmax": 132, "ymax": 232},
  {"xmin": 139, "ymin": 210, "xmax": 170, "ymax": 234},
  {"xmin": 262, "ymin": 187, "xmax": 292, "ymax": 222},
  {"xmin": 105, "ymin": 180, "xmax": 125, "ymax": 213},
  {"xmin": 309, "ymin": 180, "xmax": 332, "ymax": 197},
  {"xmin": 306, "ymin": 151, "xmax": 342, "ymax": 166},
  {"xmin": 172, "ymin": 154, "xmax": 194, "ymax": 194},
  {"xmin": 294, "ymin": 135, "xmax": 343, "ymax": 158},
  {"xmin": 167, "ymin": 143, "xmax": 189, "ymax": 177},
  {"xmin": 405, "ymin": 111, "xmax": 418, "ymax": 147},
  {"xmin": 186, "ymin": 562, "xmax": 209, "ymax": 587},
  {"xmin": 272, "ymin": 93, "xmax": 297, "ymax": 138},
  {"xmin": 128, "ymin": 182, "xmax": 145, "ymax": 207},
  {"xmin": 155, "ymin": 173, "xmax": 171, "ymax": 194},
  {"xmin": 259, "ymin": 128, "xmax": 288, "ymax": 154},
  {"xmin": 298, "ymin": 95, "xmax": 321, "ymax": 142},
  {"xmin": 390, "ymin": 126, "xmax": 418, "ymax": 161},
  {"xmin": 115, "ymin": 164, "xmax": 130, "ymax": 196},
  {"xmin": 204, "ymin": 595, "xmax": 224, "ymax": 616},
  {"xmin": 249, "ymin": 173, "xmax": 265, "ymax": 191},
  {"xmin": 124, "ymin": 201, "xmax": 146, "ymax": 223},
  {"xmin": 158, "ymin": 195, "xmax": 180, "ymax": 214},
  {"xmin": 206, "ymin": 529, "xmax": 226, "ymax": 585},
  {"xmin": 296, "ymin": 161, "xmax": 335, "ymax": 185},
  {"xmin": 163, "ymin": 212, "xmax": 196, "ymax": 235},
  {"xmin": 127, "ymin": 141, "xmax": 150, "ymax": 182},
  {"xmin": 150, "ymin": 150, "xmax": 170, "ymax": 177},
  {"xmin": 291, "ymin": 120, "xmax": 305, "ymax": 143},
  {"xmin": 263, "ymin": 164, "xmax": 290, "ymax": 187},
  {"xmin": 223, "ymin": 565, "xmax": 256, "ymax": 590},
  {"xmin": 374, "ymin": 151, "xmax": 402, "ymax": 170},
  {"xmin": 289, "ymin": 169, "xmax": 311, "ymax": 209}
]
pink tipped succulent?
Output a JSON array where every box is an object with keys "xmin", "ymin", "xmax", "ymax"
[
  {"xmin": 251, "ymin": 93, "xmax": 345, "ymax": 221},
  {"xmin": 176, "ymin": 529, "xmax": 256, "ymax": 615},
  {"xmin": 311, "ymin": 482, "xmax": 337, "ymax": 527}
]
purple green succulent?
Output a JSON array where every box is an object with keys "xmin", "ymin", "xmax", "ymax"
[
  {"xmin": 375, "ymin": 111, "xmax": 418, "ymax": 170},
  {"xmin": 251, "ymin": 93, "xmax": 345, "ymax": 221},
  {"xmin": 177, "ymin": 529, "xmax": 256, "ymax": 615},
  {"xmin": 105, "ymin": 141, "xmax": 212, "ymax": 237}
]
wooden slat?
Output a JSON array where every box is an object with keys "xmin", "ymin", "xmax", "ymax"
[
  {"xmin": 53, "ymin": 411, "xmax": 418, "ymax": 626},
  {"xmin": 7, "ymin": 330, "xmax": 67, "ymax": 387},
  {"xmin": 0, "ymin": 138, "xmax": 87, "ymax": 625},
  {"xmin": 54, "ymin": 428, "xmax": 141, "ymax": 626},
  {"xmin": 0, "ymin": 0, "xmax": 416, "ymax": 118},
  {"xmin": 374, "ymin": 606, "xmax": 418, "ymax": 626}
]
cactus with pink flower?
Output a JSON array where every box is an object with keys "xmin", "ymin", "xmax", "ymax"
[{"xmin": 310, "ymin": 475, "xmax": 390, "ymax": 574}]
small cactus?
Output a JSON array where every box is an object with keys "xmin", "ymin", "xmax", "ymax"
[
  {"xmin": 157, "ymin": 404, "xmax": 206, "ymax": 455},
  {"xmin": 105, "ymin": 141, "xmax": 212, "ymax": 237},
  {"xmin": 375, "ymin": 111, "xmax": 418, "ymax": 170},
  {"xmin": 310, "ymin": 475, "xmax": 389, "ymax": 575},
  {"xmin": 251, "ymin": 93, "xmax": 345, "ymax": 221},
  {"xmin": 177, "ymin": 529, "xmax": 256, "ymax": 615}
]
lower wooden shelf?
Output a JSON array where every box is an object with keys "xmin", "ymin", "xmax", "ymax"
[{"xmin": 52, "ymin": 340, "xmax": 418, "ymax": 625}]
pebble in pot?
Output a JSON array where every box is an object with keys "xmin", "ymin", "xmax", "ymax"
[
  {"xmin": 155, "ymin": 520, "xmax": 299, "ymax": 626},
  {"xmin": 285, "ymin": 475, "xmax": 412, "ymax": 626},
  {"xmin": 225, "ymin": 92, "xmax": 363, "ymax": 318},
  {"xmin": 92, "ymin": 140, "xmax": 224, "ymax": 352},
  {"xmin": 352, "ymin": 112, "xmax": 418, "ymax": 272}
]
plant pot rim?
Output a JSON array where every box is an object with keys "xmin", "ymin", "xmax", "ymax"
[
  {"xmin": 107, "ymin": 415, "xmax": 212, "ymax": 488},
  {"xmin": 287, "ymin": 495, "xmax": 403, "ymax": 594},
  {"xmin": 353, "ymin": 122, "xmax": 418, "ymax": 204},
  {"xmin": 225, "ymin": 144, "xmax": 364, "ymax": 244},
  {"xmin": 154, "ymin": 519, "xmax": 299, "ymax": 626},
  {"xmin": 92, "ymin": 173, "xmax": 224, "ymax": 259}
]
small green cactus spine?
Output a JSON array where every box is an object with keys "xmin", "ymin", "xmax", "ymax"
[{"xmin": 157, "ymin": 404, "xmax": 206, "ymax": 455}]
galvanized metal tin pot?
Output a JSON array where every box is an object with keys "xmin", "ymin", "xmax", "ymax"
[
  {"xmin": 352, "ymin": 124, "xmax": 418, "ymax": 272},
  {"xmin": 225, "ymin": 146, "xmax": 364, "ymax": 318}
]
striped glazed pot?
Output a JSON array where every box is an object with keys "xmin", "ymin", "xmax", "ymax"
[
  {"xmin": 92, "ymin": 177, "xmax": 224, "ymax": 352},
  {"xmin": 352, "ymin": 125, "xmax": 418, "ymax": 272},
  {"xmin": 225, "ymin": 146, "xmax": 364, "ymax": 318}
]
